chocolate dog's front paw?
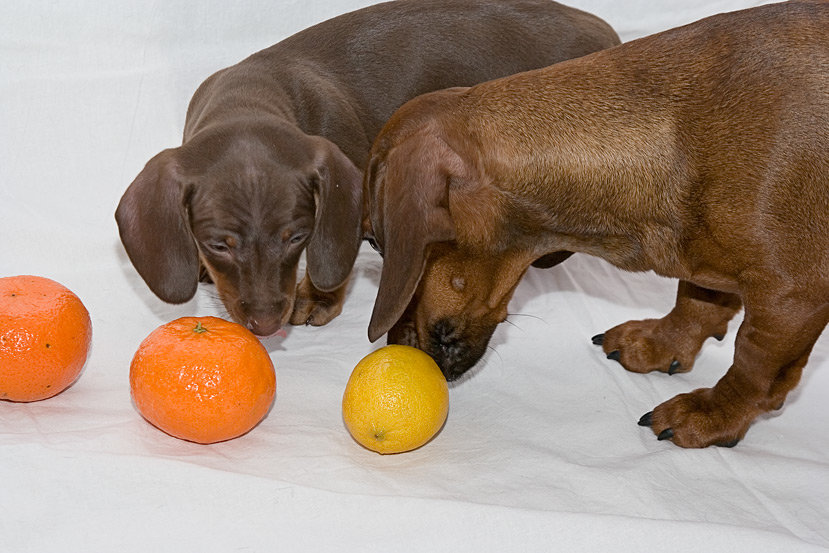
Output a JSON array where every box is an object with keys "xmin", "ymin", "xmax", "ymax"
[
  {"xmin": 290, "ymin": 275, "xmax": 346, "ymax": 326},
  {"xmin": 638, "ymin": 388, "xmax": 756, "ymax": 448},
  {"xmin": 594, "ymin": 318, "xmax": 708, "ymax": 374},
  {"xmin": 290, "ymin": 296, "xmax": 343, "ymax": 326}
]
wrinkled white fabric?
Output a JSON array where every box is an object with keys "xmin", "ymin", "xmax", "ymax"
[{"xmin": 2, "ymin": 1, "xmax": 826, "ymax": 551}]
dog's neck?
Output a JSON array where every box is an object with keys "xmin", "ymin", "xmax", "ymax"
[
  {"xmin": 452, "ymin": 138, "xmax": 692, "ymax": 278},
  {"xmin": 184, "ymin": 63, "xmax": 371, "ymax": 169},
  {"xmin": 509, "ymin": 166, "xmax": 690, "ymax": 278},
  {"xmin": 458, "ymin": 61, "xmax": 696, "ymax": 279}
]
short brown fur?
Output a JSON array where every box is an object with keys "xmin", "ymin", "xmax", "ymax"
[
  {"xmin": 365, "ymin": 1, "xmax": 828, "ymax": 447},
  {"xmin": 115, "ymin": 0, "xmax": 619, "ymax": 336}
]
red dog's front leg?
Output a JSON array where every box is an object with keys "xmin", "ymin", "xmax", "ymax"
[
  {"xmin": 597, "ymin": 281, "xmax": 742, "ymax": 375},
  {"xmin": 642, "ymin": 290, "xmax": 827, "ymax": 448}
]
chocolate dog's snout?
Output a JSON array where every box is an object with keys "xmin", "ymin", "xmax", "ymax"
[
  {"xmin": 240, "ymin": 300, "xmax": 288, "ymax": 337},
  {"xmin": 246, "ymin": 317, "xmax": 280, "ymax": 337}
]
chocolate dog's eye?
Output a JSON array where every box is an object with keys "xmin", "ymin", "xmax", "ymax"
[
  {"xmin": 210, "ymin": 243, "xmax": 228, "ymax": 252},
  {"xmin": 204, "ymin": 240, "xmax": 232, "ymax": 254},
  {"xmin": 289, "ymin": 232, "xmax": 308, "ymax": 245}
]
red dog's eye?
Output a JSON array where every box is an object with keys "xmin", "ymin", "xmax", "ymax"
[{"xmin": 366, "ymin": 236, "xmax": 383, "ymax": 256}]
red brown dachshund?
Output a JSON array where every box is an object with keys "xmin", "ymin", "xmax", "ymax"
[
  {"xmin": 115, "ymin": 0, "xmax": 619, "ymax": 336},
  {"xmin": 365, "ymin": 1, "xmax": 828, "ymax": 448}
]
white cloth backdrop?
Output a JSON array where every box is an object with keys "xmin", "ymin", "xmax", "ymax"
[{"xmin": 2, "ymin": 1, "xmax": 827, "ymax": 551}]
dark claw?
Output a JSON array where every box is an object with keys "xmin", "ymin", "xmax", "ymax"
[
  {"xmin": 591, "ymin": 333, "xmax": 605, "ymax": 346},
  {"xmin": 638, "ymin": 411, "xmax": 653, "ymax": 427},
  {"xmin": 715, "ymin": 438, "xmax": 740, "ymax": 448},
  {"xmin": 713, "ymin": 334, "xmax": 725, "ymax": 341},
  {"xmin": 668, "ymin": 360, "xmax": 681, "ymax": 375},
  {"xmin": 606, "ymin": 350, "xmax": 621, "ymax": 362},
  {"xmin": 657, "ymin": 428, "xmax": 674, "ymax": 441}
]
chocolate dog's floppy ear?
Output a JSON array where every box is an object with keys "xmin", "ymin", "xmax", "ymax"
[
  {"xmin": 367, "ymin": 136, "xmax": 463, "ymax": 342},
  {"xmin": 306, "ymin": 138, "xmax": 363, "ymax": 292},
  {"xmin": 115, "ymin": 148, "xmax": 200, "ymax": 303}
]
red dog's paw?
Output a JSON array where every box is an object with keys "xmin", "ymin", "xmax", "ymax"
[
  {"xmin": 638, "ymin": 387, "xmax": 757, "ymax": 448},
  {"xmin": 594, "ymin": 318, "xmax": 710, "ymax": 375}
]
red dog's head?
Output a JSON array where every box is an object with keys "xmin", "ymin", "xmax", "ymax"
[{"xmin": 364, "ymin": 89, "xmax": 569, "ymax": 380}]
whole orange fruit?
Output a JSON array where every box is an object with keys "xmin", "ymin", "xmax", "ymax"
[
  {"xmin": 129, "ymin": 316, "xmax": 275, "ymax": 444},
  {"xmin": 0, "ymin": 275, "xmax": 92, "ymax": 402},
  {"xmin": 342, "ymin": 345, "xmax": 449, "ymax": 454}
]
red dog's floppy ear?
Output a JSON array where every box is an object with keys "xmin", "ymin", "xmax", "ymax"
[
  {"xmin": 306, "ymin": 138, "xmax": 363, "ymax": 292},
  {"xmin": 115, "ymin": 148, "xmax": 200, "ymax": 303},
  {"xmin": 367, "ymin": 135, "xmax": 464, "ymax": 342}
]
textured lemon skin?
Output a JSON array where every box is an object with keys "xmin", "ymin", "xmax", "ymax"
[{"xmin": 342, "ymin": 345, "xmax": 449, "ymax": 454}]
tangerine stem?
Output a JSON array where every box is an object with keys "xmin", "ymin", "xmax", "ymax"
[{"xmin": 193, "ymin": 321, "xmax": 208, "ymax": 334}]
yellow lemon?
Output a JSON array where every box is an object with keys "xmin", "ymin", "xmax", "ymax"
[{"xmin": 342, "ymin": 345, "xmax": 449, "ymax": 454}]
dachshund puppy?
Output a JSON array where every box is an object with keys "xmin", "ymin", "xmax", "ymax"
[
  {"xmin": 115, "ymin": 0, "xmax": 619, "ymax": 336},
  {"xmin": 364, "ymin": 1, "xmax": 828, "ymax": 447}
]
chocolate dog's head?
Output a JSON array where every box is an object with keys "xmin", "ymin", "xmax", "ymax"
[
  {"xmin": 364, "ymin": 90, "xmax": 567, "ymax": 380},
  {"xmin": 116, "ymin": 119, "xmax": 362, "ymax": 336}
]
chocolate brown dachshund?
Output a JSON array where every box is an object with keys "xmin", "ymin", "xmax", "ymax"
[
  {"xmin": 365, "ymin": 1, "xmax": 828, "ymax": 447},
  {"xmin": 115, "ymin": 0, "xmax": 619, "ymax": 336}
]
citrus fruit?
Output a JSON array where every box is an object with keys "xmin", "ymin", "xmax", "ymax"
[
  {"xmin": 129, "ymin": 316, "xmax": 275, "ymax": 444},
  {"xmin": 342, "ymin": 345, "xmax": 449, "ymax": 454},
  {"xmin": 0, "ymin": 275, "xmax": 92, "ymax": 402}
]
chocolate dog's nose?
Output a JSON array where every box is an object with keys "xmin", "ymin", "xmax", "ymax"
[
  {"xmin": 242, "ymin": 304, "xmax": 284, "ymax": 336},
  {"xmin": 246, "ymin": 315, "xmax": 282, "ymax": 337},
  {"xmin": 240, "ymin": 298, "xmax": 288, "ymax": 337}
]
